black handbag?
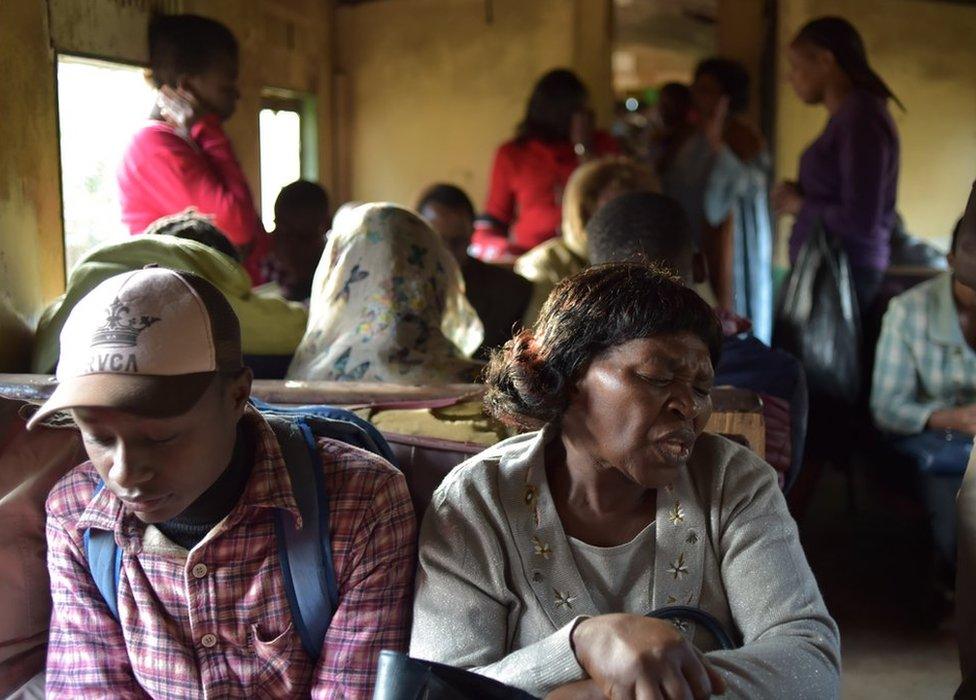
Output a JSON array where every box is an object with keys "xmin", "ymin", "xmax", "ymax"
[
  {"xmin": 372, "ymin": 651, "xmax": 537, "ymax": 700},
  {"xmin": 774, "ymin": 222, "xmax": 862, "ymax": 406},
  {"xmin": 372, "ymin": 608, "xmax": 734, "ymax": 700}
]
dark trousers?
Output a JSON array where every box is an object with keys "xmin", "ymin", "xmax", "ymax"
[
  {"xmin": 888, "ymin": 430, "xmax": 971, "ymax": 567},
  {"xmin": 851, "ymin": 265, "xmax": 885, "ymax": 319}
]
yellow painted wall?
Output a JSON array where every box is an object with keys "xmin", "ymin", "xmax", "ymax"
[
  {"xmin": 335, "ymin": 0, "xmax": 614, "ymax": 210},
  {"xmin": 776, "ymin": 0, "xmax": 976, "ymax": 249},
  {"xmin": 0, "ymin": 0, "xmax": 65, "ymax": 345},
  {"xmin": 0, "ymin": 0, "xmax": 335, "ymax": 348}
]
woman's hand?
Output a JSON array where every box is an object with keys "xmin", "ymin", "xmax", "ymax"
[
  {"xmin": 772, "ymin": 181, "xmax": 804, "ymax": 217},
  {"xmin": 572, "ymin": 614, "xmax": 726, "ymax": 699},
  {"xmin": 157, "ymin": 85, "xmax": 202, "ymax": 136},
  {"xmin": 927, "ymin": 405, "xmax": 976, "ymax": 435}
]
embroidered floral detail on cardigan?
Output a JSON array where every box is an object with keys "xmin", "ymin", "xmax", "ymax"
[
  {"xmin": 531, "ymin": 536, "xmax": 552, "ymax": 559},
  {"xmin": 554, "ymin": 589, "xmax": 577, "ymax": 609},
  {"xmin": 667, "ymin": 552, "xmax": 689, "ymax": 580},
  {"xmin": 668, "ymin": 501, "xmax": 685, "ymax": 525}
]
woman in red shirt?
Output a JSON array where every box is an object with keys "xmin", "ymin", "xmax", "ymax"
[
  {"xmin": 117, "ymin": 14, "xmax": 268, "ymax": 284},
  {"xmin": 471, "ymin": 69, "xmax": 619, "ymax": 262}
]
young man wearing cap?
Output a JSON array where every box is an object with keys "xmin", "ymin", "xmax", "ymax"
[{"xmin": 39, "ymin": 268, "xmax": 416, "ymax": 698}]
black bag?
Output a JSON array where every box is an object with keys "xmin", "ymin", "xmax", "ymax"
[
  {"xmin": 373, "ymin": 651, "xmax": 537, "ymax": 700},
  {"xmin": 774, "ymin": 224, "xmax": 862, "ymax": 406},
  {"xmin": 372, "ymin": 608, "xmax": 735, "ymax": 699}
]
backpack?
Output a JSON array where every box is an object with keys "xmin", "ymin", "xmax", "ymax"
[{"xmin": 83, "ymin": 401, "xmax": 396, "ymax": 661}]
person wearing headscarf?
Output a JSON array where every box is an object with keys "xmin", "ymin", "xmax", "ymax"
[{"xmin": 286, "ymin": 203, "xmax": 483, "ymax": 385}]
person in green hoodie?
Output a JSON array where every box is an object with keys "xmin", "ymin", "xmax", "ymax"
[{"xmin": 32, "ymin": 210, "xmax": 308, "ymax": 376}]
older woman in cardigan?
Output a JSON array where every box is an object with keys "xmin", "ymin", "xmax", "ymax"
[{"xmin": 410, "ymin": 262, "xmax": 839, "ymax": 699}]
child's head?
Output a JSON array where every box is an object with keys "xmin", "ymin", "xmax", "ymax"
[
  {"xmin": 148, "ymin": 14, "xmax": 240, "ymax": 120},
  {"xmin": 28, "ymin": 268, "xmax": 252, "ymax": 523},
  {"xmin": 144, "ymin": 208, "xmax": 241, "ymax": 262},
  {"xmin": 272, "ymin": 181, "xmax": 330, "ymax": 300},
  {"xmin": 274, "ymin": 180, "xmax": 331, "ymax": 240},
  {"xmin": 416, "ymin": 183, "xmax": 476, "ymax": 265}
]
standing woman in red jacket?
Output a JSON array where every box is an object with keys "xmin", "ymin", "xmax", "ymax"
[
  {"xmin": 471, "ymin": 69, "xmax": 619, "ymax": 263},
  {"xmin": 118, "ymin": 14, "xmax": 269, "ymax": 284}
]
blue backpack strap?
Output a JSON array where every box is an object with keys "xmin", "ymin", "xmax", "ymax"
[
  {"xmin": 250, "ymin": 397, "xmax": 398, "ymax": 467},
  {"xmin": 83, "ymin": 480, "xmax": 123, "ymax": 622},
  {"xmin": 267, "ymin": 416, "xmax": 339, "ymax": 661}
]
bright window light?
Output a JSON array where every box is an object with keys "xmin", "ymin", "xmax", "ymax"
[
  {"xmin": 259, "ymin": 108, "xmax": 302, "ymax": 231},
  {"xmin": 57, "ymin": 56, "xmax": 155, "ymax": 273}
]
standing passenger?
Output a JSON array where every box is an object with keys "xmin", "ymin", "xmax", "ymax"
[
  {"xmin": 773, "ymin": 16, "xmax": 901, "ymax": 315},
  {"xmin": 662, "ymin": 59, "xmax": 773, "ymax": 341},
  {"xmin": 118, "ymin": 14, "xmax": 268, "ymax": 284},
  {"xmin": 471, "ymin": 69, "xmax": 618, "ymax": 262},
  {"xmin": 39, "ymin": 268, "xmax": 415, "ymax": 697}
]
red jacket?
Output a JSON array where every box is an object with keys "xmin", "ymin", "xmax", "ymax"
[
  {"xmin": 472, "ymin": 132, "xmax": 618, "ymax": 260},
  {"xmin": 117, "ymin": 115, "xmax": 268, "ymax": 284}
]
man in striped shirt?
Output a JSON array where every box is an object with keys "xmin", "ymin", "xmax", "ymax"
[{"xmin": 36, "ymin": 268, "xmax": 415, "ymax": 698}]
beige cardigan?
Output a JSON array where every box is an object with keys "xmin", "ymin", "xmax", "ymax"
[{"xmin": 410, "ymin": 427, "xmax": 840, "ymax": 699}]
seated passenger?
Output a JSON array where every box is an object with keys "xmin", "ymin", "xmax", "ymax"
[
  {"xmin": 410, "ymin": 262, "xmax": 839, "ymax": 699},
  {"xmin": 587, "ymin": 192, "xmax": 807, "ymax": 485},
  {"xmin": 514, "ymin": 156, "xmax": 657, "ymax": 291},
  {"xmin": 870, "ymin": 184, "xmax": 976, "ymax": 578},
  {"xmin": 31, "ymin": 212, "xmax": 307, "ymax": 375},
  {"xmin": 417, "ymin": 184, "xmax": 533, "ymax": 357},
  {"xmin": 118, "ymin": 14, "xmax": 268, "ymax": 283},
  {"xmin": 37, "ymin": 268, "xmax": 415, "ymax": 697},
  {"xmin": 262, "ymin": 180, "xmax": 331, "ymax": 303},
  {"xmin": 287, "ymin": 203, "xmax": 484, "ymax": 384}
]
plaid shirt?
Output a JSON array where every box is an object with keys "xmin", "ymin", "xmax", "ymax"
[
  {"xmin": 871, "ymin": 271, "xmax": 976, "ymax": 435},
  {"xmin": 45, "ymin": 407, "xmax": 416, "ymax": 698}
]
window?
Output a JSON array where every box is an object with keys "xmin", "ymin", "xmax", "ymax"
[
  {"xmin": 259, "ymin": 92, "xmax": 318, "ymax": 232},
  {"xmin": 57, "ymin": 56, "xmax": 155, "ymax": 273}
]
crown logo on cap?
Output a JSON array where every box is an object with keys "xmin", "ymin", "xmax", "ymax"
[{"xmin": 91, "ymin": 298, "xmax": 161, "ymax": 348}]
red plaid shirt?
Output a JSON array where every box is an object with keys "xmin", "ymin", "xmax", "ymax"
[{"xmin": 44, "ymin": 408, "xmax": 416, "ymax": 698}]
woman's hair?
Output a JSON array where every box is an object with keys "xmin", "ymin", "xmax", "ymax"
[
  {"xmin": 793, "ymin": 16, "xmax": 903, "ymax": 110},
  {"xmin": 484, "ymin": 262, "xmax": 722, "ymax": 429},
  {"xmin": 148, "ymin": 14, "xmax": 238, "ymax": 89},
  {"xmin": 695, "ymin": 58, "xmax": 750, "ymax": 115},
  {"xmin": 561, "ymin": 157, "xmax": 658, "ymax": 257},
  {"xmin": 517, "ymin": 69, "xmax": 589, "ymax": 142}
]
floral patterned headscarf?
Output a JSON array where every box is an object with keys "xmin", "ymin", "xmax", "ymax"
[{"xmin": 286, "ymin": 203, "xmax": 484, "ymax": 384}]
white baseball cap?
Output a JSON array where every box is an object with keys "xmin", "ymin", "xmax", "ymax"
[{"xmin": 28, "ymin": 267, "xmax": 243, "ymax": 429}]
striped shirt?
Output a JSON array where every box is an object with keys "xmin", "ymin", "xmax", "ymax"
[
  {"xmin": 45, "ymin": 407, "xmax": 416, "ymax": 698},
  {"xmin": 871, "ymin": 272, "xmax": 976, "ymax": 434}
]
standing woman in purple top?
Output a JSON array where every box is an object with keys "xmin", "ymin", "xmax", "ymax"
[{"xmin": 773, "ymin": 16, "xmax": 901, "ymax": 314}]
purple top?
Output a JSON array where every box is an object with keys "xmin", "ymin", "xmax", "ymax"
[{"xmin": 789, "ymin": 90, "xmax": 899, "ymax": 271}]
